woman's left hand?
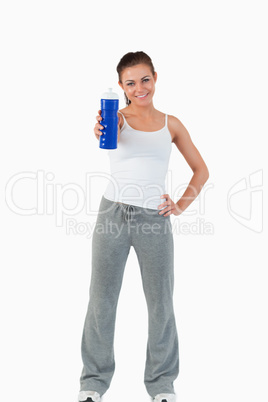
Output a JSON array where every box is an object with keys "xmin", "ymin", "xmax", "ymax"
[{"xmin": 158, "ymin": 194, "xmax": 182, "ymax": 217}]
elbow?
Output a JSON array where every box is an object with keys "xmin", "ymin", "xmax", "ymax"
[
  {"xmin": 203, "ymin": 165, "xmax": 209, "ymax": 183},
  {"xmin": 193, "ymin": 164, "xmax": 209, "ymax": 183},
  {"xmin": 204, "ymin": 166, "xmax": 209, "ymax": 181}
]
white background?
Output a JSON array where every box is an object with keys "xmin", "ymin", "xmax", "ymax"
[{"xmin": 0, "ymin": 1, "xmax": 267, "ymax": 401}]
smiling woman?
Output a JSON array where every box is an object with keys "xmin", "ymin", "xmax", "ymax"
[
  {"xmin": 119, "ymin": 65, "xmax": 156, "ymax": 106},
  {"xmin": 80, "ymin": 51, "xmax": 209, "ymax": 402},
  {"xmin": 117, "ymin": 52, "xmax": 156, "ymax": 106}
]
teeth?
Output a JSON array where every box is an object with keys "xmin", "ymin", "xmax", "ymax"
[{"xmin": 137, "ymin": 93, "xmax": 148, "ymax": 98}]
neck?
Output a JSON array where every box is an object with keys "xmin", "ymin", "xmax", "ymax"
[{"xmin": 127, "ymin": 101, "xmax": 156, "ymax": 118}]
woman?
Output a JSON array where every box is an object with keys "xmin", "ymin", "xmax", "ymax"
[{"xmin": 78, "ymin": 51, "xmax": 209, "ymax": 402}]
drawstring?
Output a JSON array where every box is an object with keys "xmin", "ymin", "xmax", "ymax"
[
  {"xmin": 118, "ymin": 203, "xmax": 135, "ymax": 222},
  {"xmin": 123, "ymin": 204, "xmax": 135, "ymax": 222}
]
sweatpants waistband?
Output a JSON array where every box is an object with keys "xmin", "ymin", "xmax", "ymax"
[{"xmin": 101, "ymin": 195, "xmax": 167, "ymax": 222}]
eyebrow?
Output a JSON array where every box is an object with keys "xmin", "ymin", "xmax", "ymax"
[{"xmin": 125, "ymin": 75, "xmax": 151, "ymax": 83}]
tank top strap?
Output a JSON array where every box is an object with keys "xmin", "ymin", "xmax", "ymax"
[
  {"xmin": 118, "ymin": 110, "xmax": 126, "ymax": 121},
  {"xmin": 118, "ymin": 110, "xmax": 126, "ymax": 129},
  {"xmin": 165, "ymin": 113, "xmax": 168, "ymax": 127}
]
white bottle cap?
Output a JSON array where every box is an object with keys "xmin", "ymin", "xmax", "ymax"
[{"xmin": 101, "ymin": 88, "xmax": 119, "ymax": 100}]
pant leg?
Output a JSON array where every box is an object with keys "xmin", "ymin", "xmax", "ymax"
[
  {"xmin": 131, "ymin": 208, "xmax": 179, "ymax": 398},
  {"xmin": 79, "ymin": 196, "xmax": 131, "ymax": 397}
]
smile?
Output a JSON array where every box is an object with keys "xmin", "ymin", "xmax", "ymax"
[{"xmin": 136, "ymin": 93, "xmax": 149, "ymax": 98}]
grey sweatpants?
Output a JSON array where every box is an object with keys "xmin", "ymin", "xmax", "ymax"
[{"xmin": 79, "ymin": 195, "xmax": 179, "ymax": 398}]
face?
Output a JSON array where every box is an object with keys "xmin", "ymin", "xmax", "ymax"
[{"xmin": 119, "ymin": 63, "xmax": 157, "ymax": 105}]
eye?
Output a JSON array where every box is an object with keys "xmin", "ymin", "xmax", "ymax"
[
  {"xmin": 142, "ymin": 78, "xmax": 149, "ymax": 82},
  {"xmin": 127, "ymin": 82, "xmax": 134, "ymax": 86}
]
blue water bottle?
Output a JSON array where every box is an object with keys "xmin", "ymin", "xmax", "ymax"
[{"xmin": 99, "ymin": 88, "xmax": 119, "ymax": 149}]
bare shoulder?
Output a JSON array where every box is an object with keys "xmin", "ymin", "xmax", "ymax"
[
  {"xmin": 167, "ymin": 114, "xmax": 209, "ymax": 175},
  {"xmin": 119, "ymin": 107, "xmax": 128, "ymax": 113},
  {"xmin": 167, "ymin": 114, "xmax": 191, "ymax": 143}
]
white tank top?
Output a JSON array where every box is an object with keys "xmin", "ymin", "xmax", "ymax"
[{"xmin": 103, "ymin": 110, "xmax": 172, "ymax": 210}]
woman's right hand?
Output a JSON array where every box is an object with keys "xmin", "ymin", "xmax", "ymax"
[
  {"xmin": 94, "ymin": 110, "xmax": 104, "ymax": 141},
  {"xmin": 94, "ymin": 109, "xmax": 122, "ymax": 143}
]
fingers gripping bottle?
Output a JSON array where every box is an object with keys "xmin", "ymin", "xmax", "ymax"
[{"xmin": 99, "ymin": 88, "xmax": 119, "ymax": 149}]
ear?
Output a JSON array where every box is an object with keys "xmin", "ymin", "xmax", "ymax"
[
  {"xmin": 153, "ymin": 72, "xmax": 157, "ymax": 83},
  {"xmin": 118, "ymin": 81, "xmax": 124, "ymax": 90}
]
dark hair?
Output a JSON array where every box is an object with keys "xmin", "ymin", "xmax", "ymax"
[{"xmin": 117, "ymin": 51, "xmax": 156, "ymax": 106}]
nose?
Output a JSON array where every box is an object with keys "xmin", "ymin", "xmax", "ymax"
[{"xmin": 136, "ymin": 82, "xmax": 143, "ymax": 92}]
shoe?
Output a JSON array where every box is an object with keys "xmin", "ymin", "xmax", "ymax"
[
  {"xmin": 78, "ymin": 390, "xmax": 101, "ymax": 402},
  {"xmin": 153, "ymin": 393, "xmax": 176, "ymax": 402}
]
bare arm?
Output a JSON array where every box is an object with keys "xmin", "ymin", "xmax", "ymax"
[{"xmin": 159, "ymin": 115, "xmax": 209, "ymax": 216}]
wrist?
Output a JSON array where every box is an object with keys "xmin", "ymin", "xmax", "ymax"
[{"xmin": 175, "ymin": 199, "xmax": 187, "ymax": 214}]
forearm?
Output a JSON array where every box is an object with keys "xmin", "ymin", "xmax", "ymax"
[{"xmin": 176, "ymin": 167, "xmax": 209, "ymax": 214}]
